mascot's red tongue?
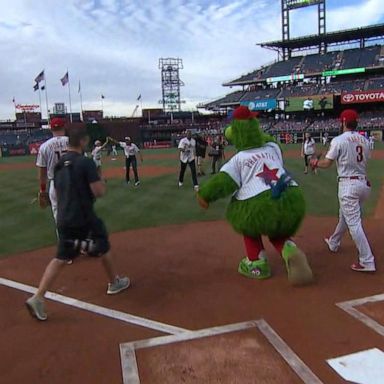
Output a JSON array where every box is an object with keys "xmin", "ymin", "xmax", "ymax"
[{"xmin": 233, "ymin": 106, "xmax": 259, "ymax": 120}]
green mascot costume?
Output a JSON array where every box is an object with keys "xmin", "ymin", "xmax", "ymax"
[{"xmin": 197, "ymin": 106, "xmax": 313, "ymax": 286}]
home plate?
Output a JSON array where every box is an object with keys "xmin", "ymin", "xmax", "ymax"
[{"xmin": 327, "ymin": 348, "xmax": 384, "ymax": 384}]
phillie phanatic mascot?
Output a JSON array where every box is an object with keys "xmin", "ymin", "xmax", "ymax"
[{"xmin": 197, "ymin": 106, "xmax": 313, "ymax": 286}]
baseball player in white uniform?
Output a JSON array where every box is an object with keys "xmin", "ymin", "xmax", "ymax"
[
  {"xmin": 36, "ymin": 117, "xmax": 68, "ymax": 222},
  {"xmin": 369, "ymin": 134, "xmax": 375, "ymax": 150},
  {"xmin": 311, "ymin": 110, "xmax": 376, "ymax": 272}
]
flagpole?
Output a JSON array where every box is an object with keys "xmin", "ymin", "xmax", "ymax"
[
  {"xmin": 44, "ymin": 72, "xmax": 50, "ymax": 124},
  {"xmin": 38, "ymin": 86, "xmax": 42, "ymax": 118},
  {"xmin": 13, "ymin": 98, "xmax": 17, "ymax": 119},
  {"xmin": 79, "ymin": 81, "xmax": 84, "ymax": 121},
  {"xmin": 101, "ymin": 96, "xmax": 104, "ymax": 115},
  {"xmin": 67, "ymin": 70, "xmax": 73, "ymax": 123}
]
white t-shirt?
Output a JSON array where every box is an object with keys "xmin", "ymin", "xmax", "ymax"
[
  {"xmin": 92, "ymin": 146, "xmax": 102, "ymax": 161},
  {"xmin": 178, "ymin": 137, "xmax": 196, "ymax": 163},
  {"xmin": 303, "ymin": 138, "xmax": 316, "ymax": 155},
  {"xmin": 221, "ymin": 142, "xmax": 297, "ymax": 201},
  {"xmin": 119, "ymin": 142, "xmax": 140, "ymax": 157},
  {"xmin": 36, "ymin": 136, "xmax": 69, "ymax": 180},
  {"xmin": 326, "ymin": 131, "xmax": 370, "ymax": 178}
]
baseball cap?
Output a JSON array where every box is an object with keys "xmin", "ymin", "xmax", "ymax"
[
  {"xmin": 50, "ymin": 117, "xmax": 65, "ymax": 130},
  {"xmin": 232, "ymin": 106, "xmax": 259, "ymax": 120},
  {"xmin": 340, "ymin": 109, "xmax": 359, "ymax": 123},
  {"xmin": 124, "ymin": 136, "xmax": 131, "ymax": 140},
  {"xmin": 95, "ymin": 140, "xmax": 101, "ymax": 146}
]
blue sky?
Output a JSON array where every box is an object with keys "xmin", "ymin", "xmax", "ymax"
[{"xmin": 0, "ymin": 0, "xmax": 383, "ymax": 119}]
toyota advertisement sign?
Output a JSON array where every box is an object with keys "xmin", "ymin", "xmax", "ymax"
[{"xmin": 341, "ymin": 90, "xmax": 384, "ymax": 104}]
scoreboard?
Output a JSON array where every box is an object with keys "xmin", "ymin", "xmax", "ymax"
[{"xmin": 285, "ymin": 0, "xmax": 323, "ymax": 10}]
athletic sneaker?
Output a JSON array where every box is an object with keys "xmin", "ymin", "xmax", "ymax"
[
  {"xmin": 107, "ymin": 276, "xmax": 131, "ymax": 295},
  {"xmin": 194, "ymin": 185, "xmax": 199, "ymax": 192},
  {"xmin": 25, "ymin": 296, "xmax": 47, "ymax": 321},
  {"xmin": 324, "ymin": 238, "xmax": 339, "ymax": 253},
  {"xmin": 351, "ymin": 262, "xmax": 376, "ymax": 273},
  {"xmin": 178, "ymin": 182, "xmax": 183, "ymax": 188},
  {"xmin": 238, "ymin": 257, "xmax": 271, "ymax": 280},
  {"xmin": 282, "ymin": 241, "xmax": 314, "ymax": 286},
  {"xmin": 134, "ymin": 181, "xmax": 141, "ymax": 187}
]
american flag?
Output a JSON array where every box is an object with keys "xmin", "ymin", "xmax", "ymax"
[
  {"xmin": 34, "ymin": 70, "xmax": 45, "ymax": 83},
  {"xmin": 60, "ymin": 72, "xmax": 69, "ymax": 86}
]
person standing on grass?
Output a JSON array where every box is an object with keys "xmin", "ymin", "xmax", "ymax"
[
  {"xmin": 178, "ymin": 130, "xmax": 199, "ymax": 191},
  {"xmin": 301, "ymin": 132, "xmax": 316, "ymax": 174},
  {"xmin": 210, "ymin": 136, "xmax": 225, "ymax": 174},
  {"xmin": 92, "ymin": 138, "xmax": 109, "ymax": 177},
  {"xmin": 36, "ymin": 117, "xmax": 68, "ymax": 222},
  {"xmin": 110, "ymin": 136, "xmax": 143, "ymax": 186},
  {"xmin": 36, "ymin": 117, "xmax": 73, "ymax": 266},
  {"xmin": 26, "ymin": 126, "xmax": 130, "ymax": 321},
  {"xmin": 195, "ymin": 133, "xmax": 208, "ymax": 176}
]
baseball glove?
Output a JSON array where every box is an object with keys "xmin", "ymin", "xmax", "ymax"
[{"xmin": 38, "ymin": 191, "xmax": 51, "ymax": 209}]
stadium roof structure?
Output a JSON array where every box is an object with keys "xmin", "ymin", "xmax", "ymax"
[{"xmin": 260, "ymin": 23, "xmax": 384, "ymax": 52}]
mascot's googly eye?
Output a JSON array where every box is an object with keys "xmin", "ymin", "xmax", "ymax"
[
  {"xmin": 252, "ymin": 268, "xmax": 261, "ymax": 276},
  {"xmin": 225, "ymin": 126, "xmax": 233, "ymax": 141}
]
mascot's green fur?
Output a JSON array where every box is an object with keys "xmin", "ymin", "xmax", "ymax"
[{"xmin": 197, "ymin": 106, "xmax": 313, "ymax": 286}]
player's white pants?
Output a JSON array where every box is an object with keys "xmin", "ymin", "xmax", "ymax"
[
  {"xmin": 49, "ymin": 180, "xmax": 58, "ymax": 223},
  {"xmin": 328, "ymin": 179, "xmax": 375, "ymax": 267}
]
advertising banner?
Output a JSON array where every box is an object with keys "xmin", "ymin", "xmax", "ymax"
[
  {"xmin": 241, "ymin": 99, "xmax": 277, "ymax": 111},
  {"xmin": 285, "ymin": 94, "xmax": 334, "ymax": 112},
  {"xmin": 29, "ymin": 142, "xmax": 43, "ymax": 155},
  {"xmin": 0, "ymin": 145, "xmax": 29, "ymax": 157},
  {"xmin": 341, "ymin": 90, "xmax": 384, "ymax": 104}
]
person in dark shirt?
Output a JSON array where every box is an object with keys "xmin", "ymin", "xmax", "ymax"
[
  {"xmin": 210, "ymin": 136, "xmax": 225, "ymax": 174},
  {"xmin": 195, "ymin": 134, "xmax": 208, "ymax": 176},
  {"xmin": 26, "ymin": 126, "xmax": 130, "ymax": 321}
]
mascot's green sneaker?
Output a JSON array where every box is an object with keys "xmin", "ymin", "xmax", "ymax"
[
  {"xmin": 282, "ymin": 241, "xmax": 314, "ymax": 286},
  {"xmin": 238, "ymin": 257, "xmax": 271, "ymax": 280}
]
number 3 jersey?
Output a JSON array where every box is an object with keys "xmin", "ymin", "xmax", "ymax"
[
  {"xmin": 325, "ymin": 131, "xmax": 370, "ymax": 178},
  {"xmin": 221, "ymin": 142, "xmax": 297, "ymax": 201},
  {"xmin": 36, "ymin": 136, "xmax": 69, "ymax": 180}
]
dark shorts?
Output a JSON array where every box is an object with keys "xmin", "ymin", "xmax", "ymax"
[{"xmin": 56, "ymin": 217, "xmax": 110, "ymax": 261}]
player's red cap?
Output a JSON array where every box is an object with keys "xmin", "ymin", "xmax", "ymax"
[
  {"xmin": 233, "ymin": 106, "xmax": 259, "ymax": 120},
  {"xmin": 340, "ymin": 109, "xmax": 359, "ymax": 123},
  {"xmin": 50, "ymin": 117, "xmax": 65, "ymax": 130}
]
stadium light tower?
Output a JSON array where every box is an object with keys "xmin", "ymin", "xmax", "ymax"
[
  {"xmin": 281, "ymin": 0, "xmax": 326, "ymax": 59},
  {"xmin": 159, "ymin": 58, "xmax": 185, "ymax": 113}
]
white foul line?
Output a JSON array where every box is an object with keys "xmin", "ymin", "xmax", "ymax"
[
  {"xmin": 0, "ymin": 277, "xmax": 188, "ymax": 335},
  {"xmin": 120, "ymin": 319, "xmax": 323, "ymax": 384},
  {"xmin": 337, "ymin": 293, "xmax": 384, "ymax": 338}
]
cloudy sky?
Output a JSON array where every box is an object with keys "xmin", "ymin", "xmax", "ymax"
[{"xmin": 0, "ymin": 0, "xmax": 383, "ymax": 119}]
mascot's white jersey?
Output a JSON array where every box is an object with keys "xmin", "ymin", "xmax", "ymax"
[{"xmin": 221, "ymin": 142, "xmax": 297, "ymax": 201}]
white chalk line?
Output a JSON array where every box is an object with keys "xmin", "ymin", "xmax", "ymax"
[
  {"xmin": 337, "ymin": 293, "xmax": 384, "ymax": 338},
  {"xmin": 120, "ymin": 319, "xmax": 323, "ymax": 384},
  {"xmin": 0, "ymin": 277, "xmax": 188, "ymax": 335}
]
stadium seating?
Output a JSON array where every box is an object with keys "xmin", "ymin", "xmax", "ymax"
[{"xmin": 301, "ymin": 51, "xmax": 338, "ymax": 74}]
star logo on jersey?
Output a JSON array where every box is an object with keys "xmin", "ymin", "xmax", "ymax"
[{"xmin": 256, "ymin": 164, "xmax": 279, "ymax": 185}]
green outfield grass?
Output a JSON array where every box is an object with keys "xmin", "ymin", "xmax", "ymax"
[{"xmin": 0, "ymin": 143, "xmax": 383, "ymax": 258}]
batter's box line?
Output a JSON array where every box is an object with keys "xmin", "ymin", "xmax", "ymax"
[
  {"xmin": 119, "ymin": 319, "xmax": 324, "ymax": 384},
  {"xmin": 0, "ymin": 277, "xmax": 188, "ymax": 335},
  {"xmin": 337, "ymin": 293, "xmax": 384, "ymax": 337}
]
